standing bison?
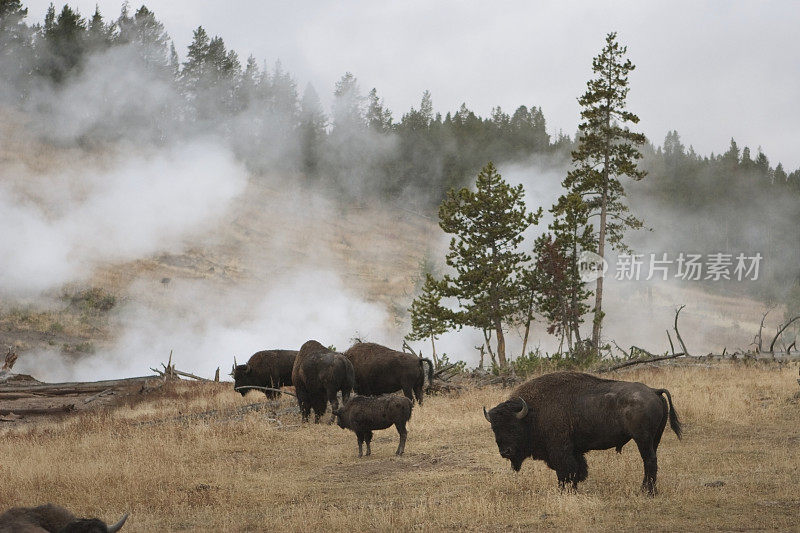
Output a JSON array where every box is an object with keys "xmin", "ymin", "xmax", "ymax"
[
  {"xmin": 231, "ymin": 349, "xmax": 297, "ymax": 398},
  {"xmin": 292, "ymin": 340, "xmax": 355, "ymax": 423},
  {"xmin": 344, "ymin": 342, "xmax": 434, "ymax": 405},
  {"xmin": 333, "ymin": 394, "xmax": 413, "ymax": 457},
  {"xmin": 483, "ymin": 372, "xmax": 681, "ymax": 495},
  {"xmin": 0, "ymin": 504, "xmax": 128, "ymax": 532}
]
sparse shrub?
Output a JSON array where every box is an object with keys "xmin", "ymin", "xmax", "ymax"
[
  {"xmin": 63, "ymin": 288, "xmax": 116, "ymax": 313},
  {"xmin": 437, "ymin": 353, "xmax": 466, "ymax": 373},
  {"xmin": 511, "ymin": 345, "xmax": 601, "ymax": 377}
]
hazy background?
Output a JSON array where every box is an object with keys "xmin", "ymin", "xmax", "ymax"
[
  {"xmin": 2, "ymin": 0, "xmax": 796, "ymax": 380},
  {"xmin": 22, "ymin": 0, "xmax": 800, "ymax": 169}
]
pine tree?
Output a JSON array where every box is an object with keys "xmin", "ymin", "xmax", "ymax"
[
  {"xmin": 0, "ymin": 0, "xmax": 33, "ymax": 94},
  {"xmin": 299, "ymin": 82, "xmax": 327, "ymax": 177},
  {"xmin": 167, "ymin": 41, "xmax": 179, "ymax": 79},
  {"xmin": 564, "ymin": 32, "xmax": 645, "ymax": 352},
  {"xmin": 332, "ymin": 72, "xmax": 364, "ymax": 132},
  {"xmin": 86, "ymin": 5, "xmax": 113, "ymax": 52},
  {"xmin": 38, "ymin": 4, "xmax": 87, "ymax": 83},
  {"xmin": 538, "ymin": 192, "xmax": 593, "ymax": 354},
  {"xmin": 180, "ymin": 26, "xmax": 210, "ymax": 98},
  {"xmin": 406, "ymin": 273, "xmax": 450, "ymax": 367},
  {"xmin": 365, "ymin": 88, "xmax": 392, "ymax": 133},
  {"xmin": 438, "ymin": 161, "xmax": 540, "ymax": 367}
]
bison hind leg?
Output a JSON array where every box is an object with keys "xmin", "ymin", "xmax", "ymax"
[
  {"xmin": 395, "ymin": 421, "xmax": 408, "ymax": 455},
  {"xmin": 636, "ymin": 440, "xmax": 658, "ymax": 496},
  {"xmin": 413, "ymin": 383, "xmax": 424, "ymax": 405}
]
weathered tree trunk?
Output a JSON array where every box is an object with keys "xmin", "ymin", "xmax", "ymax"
[
  {"xmin": 495, "ymin": 318, "xmax": 507, "ymax": 368},
  {"xmin": 521, "ymin": 321, "xmax": 531, "ymax": 360},
  {"xmin": 430, "ymin": 337, "xmax": 439, "ymax": 368},
  {"xmin": 592, "ymin": 88, "xmax": 612, "ymax": 353}
]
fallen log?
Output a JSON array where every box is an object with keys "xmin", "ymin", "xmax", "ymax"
[
  {"xmin": 234, "ymin": 385, "xmax": 297, "ymax": 397},
  {"xmin": 0, "ymin": 404, "xmax": 75, "ymax": 416},
  {"xmin": 597, "ymin": 353, "xmax": 685, "ymax": 373},
  {"xmin": 0, "ymin": 376, "xmax": 157, "ymax": 394}
]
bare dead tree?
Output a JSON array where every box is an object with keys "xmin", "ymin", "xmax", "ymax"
[
  {"xmin": 610, "ymin": 340, "xmax": 630, "ymax": 358},
  {"xmin": 666, "ymin": 330, "xmax": 675, "ymax": 355},
  {"xmin": 674, "ymin": 305, "xmax": 690, "ymax": 356},
  {"xmin": 2, "ymin": 347, "xmax": 18, "ymax": 372},
  {"xmin": 769, "ymin": 315, "xmax": 800, "ymax": 354},
  {"xmin": 751, "ymin": 306, "xmax": 775, "ymax": 352},
  {"xmin": 475, "ymin": 345, "xmax": 486, "ymax": 370}
]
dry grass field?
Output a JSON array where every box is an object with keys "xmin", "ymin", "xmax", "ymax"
[{"xmin": 1, "ymin": 363, "xmax": 798, "ymax": 532}]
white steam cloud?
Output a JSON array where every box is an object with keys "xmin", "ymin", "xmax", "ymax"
[{"xmin": 0, "ymin": 141, "xmax": 247, "ymax": 295}]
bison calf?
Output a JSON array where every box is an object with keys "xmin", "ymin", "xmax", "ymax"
[
  {"xmin": 0, "ymin": 504, "xmax": 128, "ymax": 532},
  {"xmin": 333, "ymin": 395, "xmax": 412, "ymax": 457}
]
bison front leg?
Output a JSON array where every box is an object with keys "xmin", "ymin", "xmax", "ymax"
[
  {"xmin": 356, "ymin": 432, "xmax": 365, "ymax": 458},
  {"xmin": 550, "ymin": 446, "xmax": 584, "ymax": 493},
  {"xmin": 395, "ymin": 422, "xmax": 408, "ymax": 456},
  {"xmin": 364, "ymin": 430, "xmax": 373, "ymax": 456},
  {"xmin": 636, "ymin": 441, "xmax": 658, "ymax": 496},
  {"xmin": 295, "ymin": 388, "xmax": 311, "ymax": 423}
]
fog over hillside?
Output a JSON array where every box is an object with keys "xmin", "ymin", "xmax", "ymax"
[{"xmin": 1, "ymin": 1, "xmax": 797, "ymax": 380}]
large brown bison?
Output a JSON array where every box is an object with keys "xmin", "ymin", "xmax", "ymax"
[
  {"xmin": 483, "ymin": 372, "xmax": 682, "ymax": 495},
  {"xmin": 292, "ymin": 340, "xmax": 355, "ymax": 423},
  {"xmin": 343, "ymin": 342, "xmax": 434, "ymax": 405},
  {"xmin": 332, "ymin": 394, "xmax": 413, "ymax": 457},
  {"xmin": 231, "ymin": 349, "xmax": 297, "ymax": 398},
  {"xmin": 0, "ymin": 504, "xmax": 128, "ymax": 532}
]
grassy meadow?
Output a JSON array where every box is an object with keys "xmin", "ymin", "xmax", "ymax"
[{"xmin": 1, "ymin": 363, "xmax": 798, "ymax": 532}]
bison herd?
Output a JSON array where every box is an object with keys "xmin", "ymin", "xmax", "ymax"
[
  {"xmin": 1, "ymin": 344, "xmax": 683, "ymax": 530},
  {"xmin": 231, "ymin": 340, "xmax": 682, "ymax": 495}
]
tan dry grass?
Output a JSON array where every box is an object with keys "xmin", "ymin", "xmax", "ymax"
[{"xmin": 1, "ymin": 364, "xmax": 799, "ymax": 532}]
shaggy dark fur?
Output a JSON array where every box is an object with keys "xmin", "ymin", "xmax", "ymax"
[
  {"xmin": 232, "ymin": 349, "xmax": 297, "ymax": 398},
  {"xmin": 0, "ymin": 504, "xmax": 128, "ymax": 533},
  {"xmin": 333, "ymin": 394, "xmax": 413, "ymax": 457},
  {"xmin": 344, "ymin": 342, "xmax": 434, "ymax": 405},
  {"xmin": 292, "ymin": 340, "xmax": 355, "ymax": 423},
  {"xmin": 484, "ymin": 371, "xmax": 682, "ymax": 495}
]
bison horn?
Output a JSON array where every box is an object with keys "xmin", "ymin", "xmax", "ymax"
[
  {"xmin": 515, "ymin": 398, "xmax": 529, "ymax": 419},
  {"xmin": 107, "ymin": 513, "xmax": 129, "ymax": 532},
  {"xmin": 483, "ymin": 406, "xmax": 491, "ymax": 423}
]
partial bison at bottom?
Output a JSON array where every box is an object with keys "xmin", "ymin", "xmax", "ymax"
[
  {"xmin": 483, "ymin": 371, "xmax": 682, "ymax": 495},
  {"xmin": 333, "ymin": 394, "xmax": 413, "ymax": 457}
]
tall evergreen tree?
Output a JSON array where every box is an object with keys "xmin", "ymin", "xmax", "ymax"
[
  {"xmin": 38, "ymin": 4, "xmax": 87, "ymax": 83},
  {"xmin": 331, "ymin": 72, "xmax": 364, "ymax": 132},
  {"xmin": 438, "ymin": 161, "xmax": 539, "ymax": 367},
  {"xmin": 299, "ymin": 82, "xmax": 327, "ymax": 177},
  {"xmin": 0, "ymin": 0, "xmax": 33, "ymax": 95},
  {"xmin": 365, "ymin": 87, "xmax": 392, "ymax": 133},
  {"xmin": 564, "ymin": 32, "xmax": 645, "ymax": 352}
]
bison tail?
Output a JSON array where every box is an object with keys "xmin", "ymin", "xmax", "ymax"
[
  {"xmin": 420, "ymin": 358, "xmax": 434, "ymax": 384},
  {"xmin": 656, "ymin": 388, "xmax": 682, "ymax": 440}
]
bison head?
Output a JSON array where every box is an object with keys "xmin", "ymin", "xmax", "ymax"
[
  {"xmin": 62, "ymin": 513, "xmax": 128, "ymax": 533},
  {"xmin": 484, "ymin": 397, "xmax": 530, "ymax": 472},
  {"xmin": 331, "ymin": 407, "xmax": 347, "ymax": 429},
  {"xmin": 231, "ymin": 363, "xmax": 252, "ymax": 396}
]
